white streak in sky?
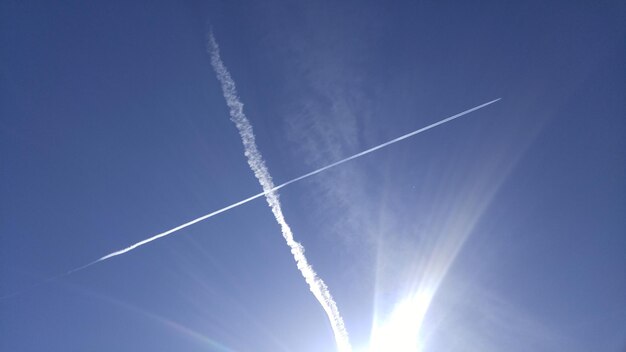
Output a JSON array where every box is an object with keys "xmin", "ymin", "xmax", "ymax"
[
  {"xmin": 206, "ymin": 32, "xmax": 353, "ymax": 352},
  {"xmin": 1, "ymin": 92, "xmax": 499, "ymax": 301},
  {"xmin": 68, "ymin": 96, "xmax": 497, "ymax": 273}
]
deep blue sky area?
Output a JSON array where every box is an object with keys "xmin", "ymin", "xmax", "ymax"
[{"xmin": 1, "ymin": 1, "xmax": 625, "ymax": 352}]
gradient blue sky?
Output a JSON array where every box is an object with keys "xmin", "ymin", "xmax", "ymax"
[{"xmin": 1, "ymin": 1, "xmax": 625, "ymax": 351}]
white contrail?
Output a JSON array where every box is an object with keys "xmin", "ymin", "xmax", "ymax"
[
  {"xmin": 207, "ymin": 33, "xmax": 353, "ymax": 352},
  {"xmin": 76, "ymin": 96, "xmax": 498, "ymax": 270},
  {"xmin": 83, "ymin": 95, "xmax": 500, "ymax": 271},
  {"xmin": 2, "ymin": 98, "xmax": 499, "ymax": 301}
]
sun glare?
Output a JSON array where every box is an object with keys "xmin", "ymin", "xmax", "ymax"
[{"xmin": 368, "ymin": 290, "xmax": 433, "ymax": 352}]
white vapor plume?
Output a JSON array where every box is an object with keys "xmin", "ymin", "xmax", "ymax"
[
  {"xmin": 1, "ymin": 77, "xmax": 499, "ymax": 302},
  {"xmin": 206, "ymin": 32, "xmax": 353, "ymax": 352},
  {"xmin": 61, "ymin": 95, "xmax": 497, "ymax": 276}
]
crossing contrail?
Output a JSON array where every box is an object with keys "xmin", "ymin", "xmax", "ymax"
[
  {"xmin": 81, "ymin": 95, "xmax": 500, "ymax": 271},
  {"xmin": 206, "ymin": 32, "xmax": 354, "ymax": 352},
  {"xmin": 1, "ymin": 99, "xmax": 499, "ymax": 302},
  {"xmin": 1, "ymin": 99, "xmax": 500, "ymax": 299}
]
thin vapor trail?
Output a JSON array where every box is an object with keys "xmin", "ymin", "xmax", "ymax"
[
  {"xmin": 82, "ymin": 95, "xmax": 499, "ymax": 271},
  {"xmin": 2, "ymin": 100, "xmax": 499, "ymax": 301},
  {"xmin": 92, "ymin": 95, "xmax": 499, "ymax": 276},
  {"xmin": 206, "ymin": 33, "xmax": 354, "ymax": 352}
]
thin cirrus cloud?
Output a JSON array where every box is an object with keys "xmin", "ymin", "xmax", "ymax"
[{"xmin": 1, "ymin": 46, "xmax": 499, "ymax": 350}]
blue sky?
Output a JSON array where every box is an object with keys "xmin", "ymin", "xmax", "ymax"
[{"xmin": 1, "ymin": 1, "xmax": 625, "ymax": 351}]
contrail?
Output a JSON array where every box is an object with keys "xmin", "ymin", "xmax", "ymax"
[
  {"xmin": 1, "ymin": 98, "xmax": 499, "ymax": 302},
  {"xmin": 206, "ymin": 33, "xmax": 353, "ymax": 352},
  {"xmin": 81, "ymin": 95, "xmax": 500, "ymax": 270}
]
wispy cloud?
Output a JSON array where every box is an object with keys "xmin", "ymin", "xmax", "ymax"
[{"xmin": 207, "ymin": 32, "xmax": 352, "ymax": 352}]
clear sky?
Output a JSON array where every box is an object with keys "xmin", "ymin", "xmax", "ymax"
[{"xmin": 1, "ymin": 1, "xmax": 624, "ymax": 351}]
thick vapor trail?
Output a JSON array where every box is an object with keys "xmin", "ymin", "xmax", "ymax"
[
  {"xmin": 206, "ymin": 33, "xmax": 353, "ymax": 352},
  {"xmin": 1, "ymin": 92, "xmax": 499, "ymax": 302}
]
